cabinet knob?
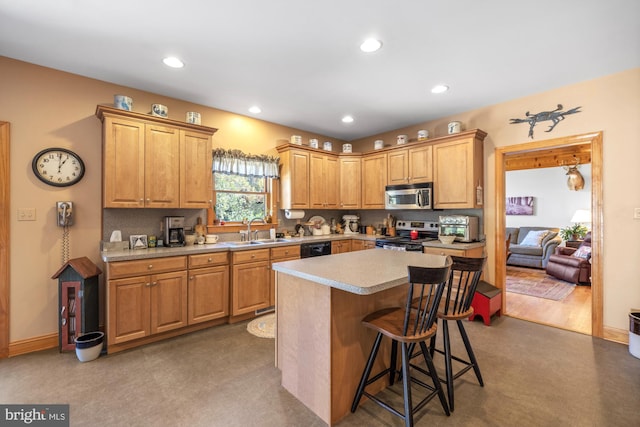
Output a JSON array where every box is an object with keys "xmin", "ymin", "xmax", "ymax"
[
  {"xmin": 251, "ymin": 254, "xmax": 255, "ymax": 258},
  {"xmin": 139, "ymin": 199, "xmax": 144, "ymax": 203},
  {"xmin": 207, "ymin": 257, "xmax": 212, "ymax": 262},
  {"xmin": 284, "ymin": 251, "xmax": 289, "ymax": 255},
  {"xmin": 148, "ymin": 264, "xmax": 153, "ymax": 270},
  {"xmin": 190, "ymin": 276, "xmax": 195, "ymax": 280},
  {"xmin": 152, "ymin": 281, "xmax": 158, "ymax": 286},
  {"xmin": 146, "ymin": 198, "xmax": 150, "ymax": 202},
  {"xmin": 145, "ymin": 282, "xmax": 151, "ymax": 287}
]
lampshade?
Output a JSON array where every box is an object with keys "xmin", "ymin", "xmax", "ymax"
[{"xmin": 570, "ymin": 209, "xmax": 591, "ymax": 224}]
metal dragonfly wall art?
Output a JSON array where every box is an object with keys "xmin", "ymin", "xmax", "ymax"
[{"xmin": 510, "ymin": 104, "xmax": 581, "ymax": 139}]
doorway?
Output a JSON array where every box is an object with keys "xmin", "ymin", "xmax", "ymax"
[
  {"xmin": 0, "ymin": 121, "xmax": 9, "ymax": 358},
  {"xmin": 495, "ymin": 132, "xmax": 603, "ymax": 338}
]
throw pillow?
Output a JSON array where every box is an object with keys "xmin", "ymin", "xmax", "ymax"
[
  {"xmin": 520, "ymin": 230, "xmax": 550, "ymax": 246},
  {"xmin": 572, "ymin": 246, "xmax": 592, "ymax": 259}
]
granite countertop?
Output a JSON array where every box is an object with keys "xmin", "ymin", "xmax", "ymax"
[
  {"xmin": 101, "ymin": 234, "xmax": 378, "ymax": 262},
  {"xmin": 272, "ymin": 250, "xmax": 450, "ymax": 295}
]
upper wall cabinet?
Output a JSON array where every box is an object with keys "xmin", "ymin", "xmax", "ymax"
[
  {"xmin": 278, "ymin": 147, "xmax": 310, "ymax": 209},
  {"xmin": 96, "ymin": 106, "xmax": 217, "ymax": 209},
  {"xmin": 387, "ymin": 145, "xmax": 433, "ymax": 185},
  {"xmin": 432, "ymin": 129, "xmax": 486, "ymax": 209}
]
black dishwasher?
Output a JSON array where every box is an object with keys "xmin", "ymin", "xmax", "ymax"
[{"xmin": 300, "ymin": 241, "xmax": 331, "ymax": 258}]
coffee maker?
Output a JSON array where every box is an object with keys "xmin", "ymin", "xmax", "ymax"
[{"xmin": 164, "ymin": 216, "xmax": 185, "ymax": 247}]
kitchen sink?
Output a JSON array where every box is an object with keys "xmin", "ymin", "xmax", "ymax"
[{"xmin": 226, "ymin": 241, "xmax": 266, "ymax": 246}]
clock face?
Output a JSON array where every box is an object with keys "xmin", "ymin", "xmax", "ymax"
[{"xmin": 32, "ymin": 148, "xmax": 85, "ymax": 187}]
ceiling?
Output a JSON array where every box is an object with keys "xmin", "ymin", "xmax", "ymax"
[{"xmin": 1, "ymin": 1, "xmax": 638, "ymax": 141}]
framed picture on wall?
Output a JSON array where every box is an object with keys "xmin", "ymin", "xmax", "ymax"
[{"xmin": 506, "ymin": 196, "xmax": 534, "ymax": 215}]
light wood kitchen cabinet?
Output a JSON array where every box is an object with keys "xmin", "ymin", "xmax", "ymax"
[
  {"xmin": 278, "ymin": 147, "xmax": 310, "ymax": 209},
  {"xmin": 310, "ymin": 153, "xmax": 339, "ymax": 209},
  {"xmin": 339, "ymin": 156, "xmax": 361, "ymax": 209},
  {"xmin": 423, "ymin": 245, "xmax": 484, "ymax": 258},
  {"xmin": 432, "ymin": 130, "xmax": 486, "ymax": 209},
  {"xmin": 270, "ymin": 245, "xmax": 301, "ymax": 306},
  {"xmin": 188, "ymin": 252, "xmax": 229, "ymax": 325},
  {"xmin": 96, "ymin": 105, "xmax": 217, "ymax": 209},
  {"xmin": 107, "ymin": 269, "xmax": 188, "ymax": 345},
  {"xmin": 331, "ymin": 240, "xmax": 352, "ymax": 254},
  {"xmin": 361, "ymin": 153, "xmax": 387, "ymax": 209},
  {"xmin": 388, "ymin": 145, "xmax": 433, "ymax": 185},
  {"xmin": 231, "ymin": 249, "xmax": 271, "ymax": 315},
  {"xmin": 180, "ymin": 130, "xmax": 214, "ymax": 208},
  {"xmin": 351, "ymin": 240, "xmax": 376, "ymax": 251}
]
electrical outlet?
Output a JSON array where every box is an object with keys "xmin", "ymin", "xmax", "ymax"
[
  {"xmin": 17, "ymin": 208, "xmax": 36, "ymax": 221},
  {"xmin": 634, "ymin": 208, "xmax": 640, "ymax": 219}
]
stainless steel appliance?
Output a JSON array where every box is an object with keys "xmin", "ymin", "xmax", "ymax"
[
  {"xmin": 385, "ymin": 183, "xmax": 433, "ymax": 210},
  {"xmin": 163, "ymin": 216, "xmax": 185, "ymax": 247},
  {"xmin": 438, "ymin": 215, "xmax": 479, "ymax": 242},
  {"xmin": 300, "ymin": 241, "xmax": 331, "ymax": 258},
  {"xmin": 375, "ymin": 219, "xmax": 439, "ymax": 251}
]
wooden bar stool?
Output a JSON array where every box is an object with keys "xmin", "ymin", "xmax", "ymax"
[
  {"xmin": 351, "ymin": 263, "xmax": 452, "ymax": 427},
  {"xmin": 429, "ymin": 256, "xmax": 486, "ymax": 412}
]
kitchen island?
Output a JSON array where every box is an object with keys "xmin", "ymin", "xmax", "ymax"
[{"xmin": 272, "ymin": 250, "xmax": 450, "ymax": 425}]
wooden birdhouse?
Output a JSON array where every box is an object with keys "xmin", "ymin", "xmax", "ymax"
[{"xmin": 52, "ymin": 257, "xmax": 102, "ymax": 352}]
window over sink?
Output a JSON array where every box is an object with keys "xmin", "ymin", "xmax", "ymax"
[{"xmin": 214, "ymin": 172, "xmax": 271, "ymax": 223}]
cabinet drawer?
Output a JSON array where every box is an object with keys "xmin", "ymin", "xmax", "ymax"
[
  {"xmin": 232, "ymin": 249, "xmax": 270, "ymax": 264},
  {"xmin": 189, "ymin": 252, "xmax": 229, "ymax": 268},
  {"xmin": 108, "ymin": 256, "xmax": 187, "ymax": 279},
  {"xmin": 270, "ymin": 245, "xmax": 300, "ymax": 260}
]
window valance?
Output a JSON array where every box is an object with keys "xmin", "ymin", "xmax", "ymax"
[{"xmin": 212, "ymin": 148, "xmax": 279, "ymax": 178}]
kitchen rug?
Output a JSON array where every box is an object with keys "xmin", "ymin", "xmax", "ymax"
[
  {"xmin": 506, "ymin": 266, "xmax": 575, "ymax": 301},
  {"xmin": 246, "ymin": 313, "xmax": 275, "ymax": 339}
]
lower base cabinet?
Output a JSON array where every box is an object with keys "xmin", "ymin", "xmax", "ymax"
[
  {"xmin": 231, "ymin": 249, "xmax": 271, "ymax": 315},
  {"xmin": 331, "ymin": 240, "xmax": 352, "ymax": 254},
  {"xmin": 351, "ymin": 240, "xmax": 375, "ymax": 251},
  {"xmin": 108, "ymin": 270, "xmax": 188, "ymax": 345},
  {"xmin": 188, "ymin": 265, "xmax": 229, "ymax": 324}
]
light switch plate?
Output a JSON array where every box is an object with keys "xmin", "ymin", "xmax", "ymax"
[
  {"xmin": 634, "ymin": 208, "xmax": 640, "ymax": 219},
  {"xmin": 18, "ymin": 207, "xmax": 36, "ymax": 221}
]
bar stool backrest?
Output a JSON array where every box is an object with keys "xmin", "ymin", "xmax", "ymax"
[
  {"xmin": 405, "ymin": 265, "xmax": 451, "ymax": 337},
  {"xmin": 442, "ymin": 256, "xmax": 487, "ymax": 316}
]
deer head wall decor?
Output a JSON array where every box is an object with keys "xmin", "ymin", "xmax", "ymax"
[{"xmin": 563, "ymin": 157, "xmax": 585, "ymax": 191}]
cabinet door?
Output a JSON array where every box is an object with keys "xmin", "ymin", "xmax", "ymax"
[
  {"xmin": 339, "ymin": 157, "xmax": 361, "ymax": 209},
  {"xmin": 433, "ymin": 138, "xmax": 473, "ymax": 208},
  {"xmin": 350, "ymin": 240, "xmax": 365, "ymax": 252},
  {"xmin": 408, "ymin": 145, "xmax": 433, "ymax": 183},
  {"xmin": 331, "ymin": 240, "xmax": 352, "ymax": 254},
  {"xmin": 387, "ymin": 149, "xmax": 409, "ymax": 185},
  {"xmin": 310, "ymin": 153, "xmax": 339, "ymax": 209},
  {"xmin": 108, "ymin": 276, "xmax": 151, "ymax": 345},
  {"xmin": 145, "ymin": 124, "xmax": 180, "ymax": 208},
  {"xmin": 361, "ymin": 153, "xmax": 387, "ymax": 209},
  {"xmin": 150, "ymin": 270, "xmax": 188, "ymax": 334},
  {"xmin": 310, "ymin": 153, "xmax": 327, "ymax": 209},
  {"xmin": 103, "ymin": 117, "xmax": 145, "ymax": 207},
  {"xmin": 280, "ymin": 149, "xmax": 309, "ymax": 209},
  {"xmin": 188, "ymin": 265, "xmax": 229, "ymax": 324},
  {"xmin": 232, "ymin": 261, "xmax": 271, "ymax": 315},
  {"xmin": 180, "ymin": 130, "xmax": 213, "ymax": 208}
]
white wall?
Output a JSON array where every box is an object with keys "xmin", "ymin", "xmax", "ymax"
[{"xmin": 506, "ymin": 165, "xmax": 592, "ymax": 229}]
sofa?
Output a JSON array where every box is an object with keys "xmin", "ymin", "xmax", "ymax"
[
  {"xmin": 506, "ymin": 226, "xmax": 562, "ymax": 269},
  {"xmin": 545, "ymin": 232, "xmax": 592, "ymax": 285}
]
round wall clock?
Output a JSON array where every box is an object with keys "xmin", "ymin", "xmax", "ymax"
[{"xmin": 32, "ymin": 148, "xmax": 85, "ymax": 187}]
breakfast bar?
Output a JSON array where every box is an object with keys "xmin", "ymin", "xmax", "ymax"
[{"xmin": 272, "ymin": 250, "xmax": 449, "ymax": 425}]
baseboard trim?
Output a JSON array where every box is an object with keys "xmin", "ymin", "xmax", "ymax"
[
  {"xmin": 603, "ymin": 326, "xmax": 629, "ymax": 345},
  {"xmin": 9, "ymin": 333, "xmax": 58, "ymax": 357}
]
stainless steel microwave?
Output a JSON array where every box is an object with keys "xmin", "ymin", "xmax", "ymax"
[{"xmin": 385, "ymin": 183, "xmax": 433, "ymax": 210}]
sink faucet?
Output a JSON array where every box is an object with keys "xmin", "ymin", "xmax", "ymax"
[{"xmin": 248, "ymin": 217, "xmax": 266, "ymax": 241}]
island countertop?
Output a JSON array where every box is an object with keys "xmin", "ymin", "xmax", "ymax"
[{"xmin": 272, "ymin": 250, "xmax": 450, "ymax": 295}]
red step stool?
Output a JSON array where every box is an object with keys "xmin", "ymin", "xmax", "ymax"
[{"xmin": 469, "ymin": 280, "xmax": 502, "ymax": 326}]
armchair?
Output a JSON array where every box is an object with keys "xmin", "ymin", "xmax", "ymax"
[{"xmin": 545, "ymin": 232, "xmax": 592, "ymax": 285}]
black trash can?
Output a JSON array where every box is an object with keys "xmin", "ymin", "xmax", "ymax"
[{"xmin": 629, "ymin": 311, "xmax": 640, "ymax": 359}]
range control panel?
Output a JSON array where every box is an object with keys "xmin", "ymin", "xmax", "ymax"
[{"xmin": 395, "ymin": 220, "xmax": 439, "ymax": 232}]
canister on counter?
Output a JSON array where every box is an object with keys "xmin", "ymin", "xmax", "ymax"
[{"xmin": 148, "ymin": 235, "xmax": 157, "ymax": 247}]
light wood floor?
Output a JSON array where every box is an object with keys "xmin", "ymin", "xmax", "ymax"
[{"xmin": 505, "ymin": 266, "xmax": 592, "ymax": 335}]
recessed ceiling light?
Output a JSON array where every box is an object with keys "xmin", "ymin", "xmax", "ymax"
[
  {"xmin": 360, "ymin": 38, "xmax": 382, "ymax": 53},
  {"xmin": 431, "ymin": 84, "xmax": 449, "ymax": 94},
  {"xmin": 162, "ymin": 56, "xmax": 184, "ymax": 68},
  {"xmin": 249, "ymin": 106, "xmax": 262, "ymax": 114},
  {"xmin": 341, "ymin": 115, "xmax": 354, "ymax": 123}
]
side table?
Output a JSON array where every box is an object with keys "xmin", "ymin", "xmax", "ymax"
[{"xmin": 565, "ymin": 240, "xmax": 584, "ymax": 249}]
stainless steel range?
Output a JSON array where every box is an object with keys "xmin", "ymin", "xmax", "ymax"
[{"xmin": 375, "ymin": 219, "xmax": 439, "ymax": 252}]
